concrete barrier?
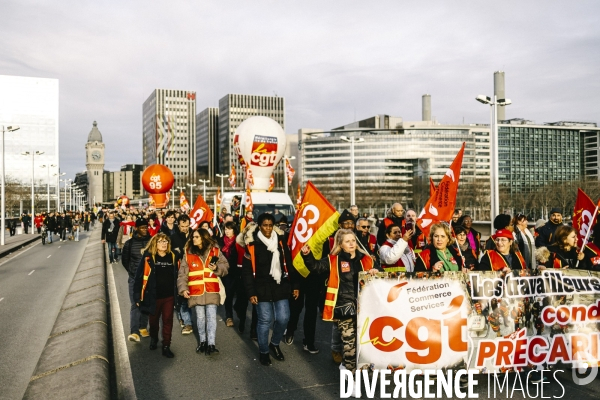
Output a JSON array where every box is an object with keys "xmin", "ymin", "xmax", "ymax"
[{"xmin": 23, "ymin": 228, "xmax": 110, "ymax": 400}]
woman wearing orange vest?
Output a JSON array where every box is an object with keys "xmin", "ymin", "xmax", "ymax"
[
  {"xmin": 300, "ymin": 229, "xmax": 381, "ymax": 373},
  {"xmin": 133, "ymin": 233, "xmax": 179, "ymax": 358},
  {"xmin": 178, "ymin": 229, "xmax": 229, "ymax": 355},
  {"xmin": 478, "ymin": 229, "xmax": 526, "ymax": 272}
]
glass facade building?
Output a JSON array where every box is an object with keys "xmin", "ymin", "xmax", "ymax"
[
  {"xmin": 0, "ymin": 75, "xmax": 59, "ymax": 186},
  {"xmin": 196, "ymin": 107, "xmax": 219, "ymax": 178}
]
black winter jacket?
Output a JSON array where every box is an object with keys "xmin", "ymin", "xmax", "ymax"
[
  {"xmin": 535, "ymin": 221, "xmax": 563, "ymax": 248},
  {"xmin": 242, "ymin": 233, "xmax": 299, "ymax": 302},
  {"xmin": 133, "ymin": 251, "xmax": 179, "ymax": 315},
  {"xmin": 170, "ymin": 230, "xmax": 190, "ymax": 257},
  {"xmin": 121, "ymin": 232, "xmax": 151, "ymax": 277},
  {"xmin": 102, "ymin": 218, "xmax": 120, "ymax": 242}
]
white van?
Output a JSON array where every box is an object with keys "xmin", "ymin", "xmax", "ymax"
[{"xmin": 220, "ymin": 191, "xmax": 295, "ymax": 222}]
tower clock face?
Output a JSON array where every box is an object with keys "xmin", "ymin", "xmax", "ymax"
[{"xmin": 92, "ymin": 151, "xmax": 101, "ymax": 161}]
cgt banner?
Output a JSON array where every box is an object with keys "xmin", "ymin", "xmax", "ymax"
[{"xmin": 357, "ymin": 269, "xmax": 600, "ymax": 374}]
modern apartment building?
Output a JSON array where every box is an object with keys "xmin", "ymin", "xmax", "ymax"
[
  {"xmin": 103, "ymin": 164, "xmax": 144, "ymax": 202},
  {"xmin": 217, "ymin": 94, "xmax": 285, "ymax": 188},
  {"xmin": 143, "ymin": 89, "xmax": 196, "ymax": 178},
  {"xmin": 196, "ymin": 107, "xmax": 219, "ymax": 178}
]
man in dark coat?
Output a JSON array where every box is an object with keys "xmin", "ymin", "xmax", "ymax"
[
  {"xmin": 122, "ymin": 218, "xmax": 151, "ymax": 341},
  {"xmin": 43, "ymin": 212, "xmax": 57, "ymax": 243},
  {"xmin": 535, "ymin": 207, "xmax": 563, "ymax": 248},
  {"xmin": 169, "ymin": 214, "xmax": 193, "ymax": 335},
  {"xmin": 102, "ymin": 211, "xmax": 120, "ymax": 263}
]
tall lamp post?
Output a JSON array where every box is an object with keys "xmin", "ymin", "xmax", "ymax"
[
  {"xmin": 216, "ymin": 174, "xmax": 229, "ymax": 198},
  {"xmin": 340, "ymin": 136, "xmax": 364, "ymax": 206},
  {"xmin": 198, "ymin": 179, "xmax": 209, "ymax": 199},
  {"xmin": 1, "ymin": 125, "xmax": 20, "ymax": 245},
  {"xmin": 187, "ymin": 183, "xmax": 197, "ymax": 201},
  {"xmin": 475, "ymin": 95, "xmax": 511, "ymax": 232},
  {"xmin": 283, "ymin": 156, "xmax": 296, "ymax": 196},
  {"xmin": 22, "ymin": 150, "xmax": 45, "ymax": 234},
  {"xmin": 56, "ymin": 172, "xmax": 65, "ymax": 211},
  {"xmin": 40, "ymin": 164, "xmax": 57, "ymax": 212},
  {"xmin": 61, "ymin": 179, "xmax": 71, "ymax": 212}
]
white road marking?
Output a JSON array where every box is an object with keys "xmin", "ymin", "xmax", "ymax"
[
  {"xmin": 58, "ymin": 246, "xmax": 61, "ymax": 248},
  {"xmin": 47, "ymin": 255, "xmax": 51, "ymax": 258},
  {"xmin": 0, "ymin": 241, "xmax": 41, "ymax": 268},
  {"xmin": 28, "ymin": 270, "xmax": 35, "ymax": 275},
  {"xmin": 0, "ymin": 298, "xmax": 4, "ymax": 302}
]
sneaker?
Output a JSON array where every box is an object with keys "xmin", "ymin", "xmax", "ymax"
[
  {"xmin": 139, "ymin": 328, "xmax": 149, "ymax": 338},
  {"xmin": 332, "ymin": 350, "xmax": 343, "ymax": 364},
  {"xmin": 284, "ymin": 332, "xmax": 294, "ymax": 345},
  {"xmin": 162, "ymin": 346, "xmax": 175, "ymax": 358},
  {"xmin": 182, "ymin": 325, "xmax": 193, "ymax": 335},
  {"xmin": 269, "ymin": 343, "xmax": 284, "ymax": 361},
  {"xmin": 179, "ymin": 319, "xmax": 185, "ymax": 328},
  {"xmin": 128, "ymin": 333, "xmax": 140, "ymax": 342},
  {"xmin": 226, "ymin": 318, "xmax": 234, "ymax": 327},
  {"xmin": 303, "ymin": 342, "xmax": 320, "ymax": 354},
  {"xmin": 205, "ymin": 345, "xmax": 219, "ymax": 356}
]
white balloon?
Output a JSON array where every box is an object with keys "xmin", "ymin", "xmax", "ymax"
[{"xmin": 236, "ymin": 116, "xmax": 287, "ymax": 191}]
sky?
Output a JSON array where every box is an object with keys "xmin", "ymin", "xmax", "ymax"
[{"xmin": 1, "ymin": 0, "xmax": 599, "ymax": 180}]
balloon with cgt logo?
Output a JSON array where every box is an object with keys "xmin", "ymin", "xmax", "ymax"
[{"xmin": 142, "ymin": 164, "xmax": 174, "ymax": 208}]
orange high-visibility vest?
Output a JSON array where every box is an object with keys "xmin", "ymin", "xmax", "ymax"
[
  {"xmin": 380, "ymin": 241, "xmax": 406, "ymax": 272},
  {"xmin": 322, "ymin": 254, "xmax": 373, "ymax": 321},
  {"xmin": 187, "ymin": 247, "xmax": 220, "ymax": 296},
  {"xmin": 485, "ymin": 250, "xmax": 526, "ymax": 271},
  {"xmin": 140, "ymin": 252, "xmax": 177, "ymax": 301},
  {"xmin": 247, "ymin": 240, "xmax": 289, "ymax": 278}
]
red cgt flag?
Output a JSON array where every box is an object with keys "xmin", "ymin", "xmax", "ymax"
[
  {"xmin": 228, "ymin": 164, "xmax": 236, "ymax": 188},
  {"xmin": 572, "ymin": 188, "xmax": 598, "ymax": 248},
  {"xmin": 417, "ymin": 143, "xmax": 465, "ymax": 239},
  {"xmin": 189, "ymin": 194, "xmax": 214, "ymax": 230},
  {"xmin": 179, "ymin": 191, "xmax": 190, "ymax": 212}
]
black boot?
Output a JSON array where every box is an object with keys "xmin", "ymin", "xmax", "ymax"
[
  {"xmin": 162, "ymin": 346, "xmax": 174, "ymax": 358},
  {"xmin": 149, "ymin": 338, "xmax": 158, "ymax": 350},
  {"xmin": 238, "ymin": 319, "xmax": 245, "ymax": 334},
  {"xmin": 205, "ymin": 345, "xmax": 219, "ymax": 356},
  {"xmin": 196, "ymin": 341, "xmax": 207, "ymax": 353},
  {"xmin": 269, "ymin": 343, "xmax": 284, "ymax": 361},
  {"xmin": 259, "ymin": 352, "xmax": 272, "ymax": 366}
]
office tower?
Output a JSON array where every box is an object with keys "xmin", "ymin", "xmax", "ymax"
[{"xmin": 196, "ymin": 107, "xmax": 219, "ymax": 178}]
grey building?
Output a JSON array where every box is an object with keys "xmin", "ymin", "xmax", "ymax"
[
  {"xmin": 217, "ymin": 94, "xmax": 285, "ymax": 188},
  {"xmin": 103, "ymin": 164, "xmax": 144, "ymax": 202},
  {"xmin": 143, "ymin": 89, "xmax": 196, "ymax": 178},
  {"xmin": 196, "ymin": 107, "xmax": 219, "ymax": 178}
]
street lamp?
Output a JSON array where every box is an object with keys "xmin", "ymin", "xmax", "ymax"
[
  {"xmin": 198, "ymin": 179, "xmax": 209, "ymax": 199},
  {"xmin": 340, "ymin": 136, "xmax": 364, "ymax": 206},
  {"xmin": 475, "ymin": 94, "xmax": 511, "ymax": 232},
  {"xmin": 1, "ymin": 125, "xmax": 20, "ymax": 245},
  {"xmin": 40, "ymin": 164, "xmax": 57, "ymax": 212},
  {"xmin": 283, "ymin": 156, "xmax": 296, "ymax": 196},
  {"xmin": 22, "ymin": 150, "xmax": 44, "ymax": 234},
  {"xmin": 216, "ymin": 174, "xmax": 229, "ymax": 198},
  {"xmin": 56, "ymin": 172, "xmax": 65, "ymax": 211},
  {"xmin": 187, "ymin": 183, "xmax": 197, "ymax": 201}
]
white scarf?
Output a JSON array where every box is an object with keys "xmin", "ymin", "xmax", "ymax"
[{"xmin": 257, "ymin": 231, "xmax": 282, "ymax": 284}]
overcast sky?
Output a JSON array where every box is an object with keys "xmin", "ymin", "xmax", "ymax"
[{"xmin": 2, "ymin": 1, "xmax": 599, "ymax": 180}]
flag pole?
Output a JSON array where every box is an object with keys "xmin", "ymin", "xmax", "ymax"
[
  {"xmin": 574, "ymin": 202, "xmax": 599, "ymax": 269},
  {"xmin": 449, "ymin": 220, "xmax": 465, "ymax": 264}
]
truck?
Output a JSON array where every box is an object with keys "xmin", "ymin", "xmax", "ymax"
[{"xmin": 220, "ymin": 191, "xmax": 295, "ymax": 222}]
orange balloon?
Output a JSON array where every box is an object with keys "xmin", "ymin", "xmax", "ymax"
[{"xmin": 142, "ymin": 164, "xmax": 174, "ymax": 194}]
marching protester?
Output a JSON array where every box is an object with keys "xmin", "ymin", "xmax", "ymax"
[
  {"xmin": 580, "ymin": 222, "xmax": 600, "ymax": 271},
  {"xmin": 458, "ymin": 215, "xmax": 481, "ymax": 256},
  {"xmin": 160, "ymin": 210, "xmax": 178, "ymax": 236},
  {"xmin": 102, "ymin": 211, "xmax": 120, "ymax": 263},
  {"xmin": 44, "ymin": 212, "xmax": 56, "ymax": 243},
  {"xmin": 122, "ymin": 218, "xmax": 151, "ymax": 342},
  {"xmin": 323, "ymin": 210, "xmax": 355, "ymax": 257},
  {"xmin": 218, "ymin": 221, "xmax": 244, "ymax": 327},
  {"xmin": 300, "ymin": 229, "xmax": 381, "ymax": 373},
  {"xmin": 349, "ymin": 205, "xmax": 359, "ymax": 222},
  {"xmin": 415, "ymin": 223, "xmax": 464, "ymax": 272},
  {"xmin": 452, "ymin": 226, "xmax": 479, "ymax": 271},
  {"xmin": 170, "ymin": 214, "xmax": 193, "ymax": 335},
  {"xmin": 376, "ymin": 203, "xmax": 405, "ymax": 246},
  {"xmin": 512, "ymin": 214, "xmax": 536, "ymax": 269},
  {"xmin": 241, "ymin": 213, "xmax": 299, "ymax": 366},
  {"xmin": 177, "ymin": 228, "xmax": 229, "ymax": 355},
  {"xmin": 535, "ymin": 207, "xmax": 563, "ymax": 247},
  {"xmin": 484, "ymin": 214, "xmax": 512, "ymax": 250},
  {"xmin": 35, "ymin": 213, "xmax": 44, "ymax": 234},
  {"xmin": 133, "ymin": 233, "xmax": 179, "ymax": 358},
  {"xmin": 379, "ymin": 224, "xmax": 416, "ymax": 273},
  {"xmin": 199, "ymin": 221, "xmax": 214, "ymax": 236},
  {"xmin": 542, "ymin": 225, "xmax": 584, "ymax": 269},
  {"xmin": 147, "ymin": 217, "xmax": 159, "ymax": 237},
  {"xmin": 478, "ymin": 229, "xmax": 526, "ymax": 271},
  {"xmin": 355, "ymin": 217, "xmax": 377, "ymax": 257},
  {"xmin": 404, "ymin": 209, "xmax": 426, "ymax": 252}
]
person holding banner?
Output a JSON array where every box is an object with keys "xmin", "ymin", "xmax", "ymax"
[
  {"xmin": 478, "ymin": 229, "xmax": 526, "ymax": 271},
  {"xmin": 241, "ymin": 213, "xmax": 299, "ymax": 366},
  {"xmin": 415, "ymin": 223, "xmax": 464, "ymax": 272},
  {"xmin": 300, "ymin": 229, "xmax": 381, "ymax": 373},
  {"xmin": 544, "ymin": 225, "xmax": 584, "ymax": 269}
]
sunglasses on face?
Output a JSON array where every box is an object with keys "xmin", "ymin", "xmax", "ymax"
[{"xmin": 358, "ymin": 225, "xmax": 369, "ymax": 229}]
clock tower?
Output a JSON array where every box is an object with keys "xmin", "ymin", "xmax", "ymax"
[{"xmin": 85, "ymin": 121, "xmax": 105, "ymax": 206}]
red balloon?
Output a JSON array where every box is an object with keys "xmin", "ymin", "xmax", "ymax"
[{"xmin": 142, "ymin": 164, "xmax": 174, "ymax": 194}]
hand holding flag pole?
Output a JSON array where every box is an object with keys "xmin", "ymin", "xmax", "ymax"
[{"xmin": 574, "ymin": 198, "xmax": 600, "ymax": 269}]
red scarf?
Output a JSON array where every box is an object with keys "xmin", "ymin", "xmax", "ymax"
[{"xmin": 221, "ymin": 235, "xmax": 235, "ymax": 259}]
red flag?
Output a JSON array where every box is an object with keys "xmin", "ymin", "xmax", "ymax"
[
  {"xmin": 216, "ymin": 187, "xmax": 222, "ymax": 212},
  {"xmin": 429, "ymin": 177, "xmax": 436, "ymax": 197},
  {"xmin": 189, "ymin": 194, "xmax": 214, "ymax": 230},
  {"xmin": 179, "ymin": 191, "xmax": 190, "ymax": 212},
  {"xmin": 572, "ymin": 188, "xmax": 597, "ymax": 248},
  {"xmin": 288, "ymin": 181, "xmax": 340, "ymax": 277},
  {"xmin": 296, "ymin": 184, "xmax": 302, "ymax": 208},
  {"xmin": 245, "ymin": 189, "xmax": 254, "ymax": 212},
  {"xmin": 417, "ymin": 143, "xmax": 465, "ymax": 239},
  {"xmin": 268, "ymin": 173, "xmax": 275, "ymax": 192},
  {"xmin": 285, "ymin": 158, "xmax": 295, "ymax": 185},
  {"xmin": 245, "ymin": 165, "xmax": 254, "ymax": 188},
  {"xmin": 228, "ymin": 164, "xmax": 236, "ymax": 188}
]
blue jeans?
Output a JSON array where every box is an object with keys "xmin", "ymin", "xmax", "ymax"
[
  {"xmin": 107, "ymin": 241, "xmax": 118, "ymax": 262},
  {"xmin": 195, "ymin": 304, "xmax": 217, "ymax": 345},
  {"xmin": 128, "ymin": 276, "xmax": 148, "ymax": 335},
  {"xmin": 256, "ymin": 299, "xmax": 290, "ymax": 354},
  {"xmin": 331, "ymin": 323, "xmax": 343, "ymax": 353},
  {"xmin": 178, "ymin": 298, "xmax": 192, "ymax": 326}
]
